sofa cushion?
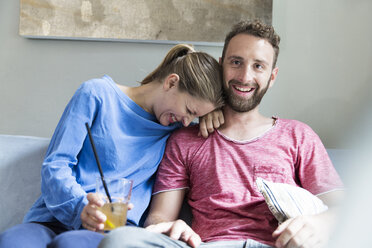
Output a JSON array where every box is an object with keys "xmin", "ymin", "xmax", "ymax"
[
  {"xmin": 256, "ymin": 177, "xmax": 328, "ymax": 224},
  {"xmin": 0, "ymin": 135, "xmax": 49, "ymax": 232}
]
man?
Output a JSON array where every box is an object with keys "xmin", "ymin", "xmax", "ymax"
[{"xmin": 99, "ymin": 20, "xmax": 344, "ymax": 248}]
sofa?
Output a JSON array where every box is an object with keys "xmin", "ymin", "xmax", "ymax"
[{"xmin": 0, "ymin": 134, "xmax": 350, "ymax": 233}]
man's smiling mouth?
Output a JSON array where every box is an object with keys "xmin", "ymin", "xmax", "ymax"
[{"xmin": 233, "ymin": 85, "xmax": 255, "ymax": 93}]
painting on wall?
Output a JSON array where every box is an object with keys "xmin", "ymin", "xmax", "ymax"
[{"xmin": 19, "ymin": 0, "xmax": 272, "ymax": 45}]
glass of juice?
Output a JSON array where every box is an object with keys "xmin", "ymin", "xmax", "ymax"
[{"xmin": 96, "ymin": 177, "xmax": 133, "ymax": 231}]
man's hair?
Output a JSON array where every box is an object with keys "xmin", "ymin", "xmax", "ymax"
[
  {"xmin": 221, "ymin": 20, "xmax": 281, "ymax": 68},
  {"xmin": 141, "ymin": 44, "xmax": 224, "ymax": 108}
]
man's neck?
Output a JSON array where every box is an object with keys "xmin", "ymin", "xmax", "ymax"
[{"xmin": 218, "ymin": 106, "xmax": 275, "ymax": 141}]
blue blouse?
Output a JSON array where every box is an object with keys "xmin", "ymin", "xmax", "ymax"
[{"xmin": 24, "ymin": 75, "xmax": 181, "ymax": 229}]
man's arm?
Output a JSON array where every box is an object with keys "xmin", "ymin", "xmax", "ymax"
[
  {"xmin": 144, "ymin": 189, "xmax": 202, "ymax": 248},
  {"xmin": 145, "ymin": 189, "xmax": 186, "ymax": 226},
  {"xmin": 273, "ymin": 190, "xmax": 344, "ymax": 248}
]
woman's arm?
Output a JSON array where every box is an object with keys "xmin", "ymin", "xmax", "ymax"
[
  {"xmin": 41, "ymin": 83, "xmax": 100, "ymax": 229},
  {"xmin": 198, "ymin": 108, "xmax": 224, "ymax": 138}
]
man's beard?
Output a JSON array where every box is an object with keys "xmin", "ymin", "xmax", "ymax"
[{"xmin": 224, "ymin": 79, "xmax": 270, "ymax": 113}]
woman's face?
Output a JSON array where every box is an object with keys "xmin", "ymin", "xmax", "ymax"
[{"xmin": 154, "ymin": 87, "xmax": 216, "ymax": 127}]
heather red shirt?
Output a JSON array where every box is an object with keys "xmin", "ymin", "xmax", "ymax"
[{"xmin": 153, "ymin": 118, "xmax": 343, "ymax": 246}]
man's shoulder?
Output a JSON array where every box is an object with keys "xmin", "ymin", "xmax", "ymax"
[
  {"xmin": 167, "ymin": 125, "xmax": 209, "ymax": 147},
  {"xmin": 278, "ymin": 118, "xmax": 314, "ymax": 132},
  {"xmin": 169, "ymin": 125, "xmax": 200, "ymax": 140},
  {"xmin": 277, "ymin": 118, "xmax": 320, "ymax": 142}
]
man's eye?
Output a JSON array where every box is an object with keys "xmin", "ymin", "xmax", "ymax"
[
  {"xmin": 255, "ymin": 64, "xmax": 263, "ymax": 70},
  {"xmin": 231, "ymin": 60, "xmax": 241, "ymax": 66}
]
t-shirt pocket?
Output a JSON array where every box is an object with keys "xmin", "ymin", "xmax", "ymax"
[{"xmin": 253, "ymin": 165, "xmax": 289, "ymax": 195}]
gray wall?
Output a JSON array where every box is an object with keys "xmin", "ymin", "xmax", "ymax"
[
  {"xmin": 1, "ymin": 0, "xmax": 371, "ymax": 148},
  {"xmin": 267, "ymin": 0, "xmax": 372, "ymax": 148}
]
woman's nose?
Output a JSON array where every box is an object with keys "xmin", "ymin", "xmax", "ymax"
[{"xmin": 182, "ymin": 117, "xmax": 193, "ymax": 127}]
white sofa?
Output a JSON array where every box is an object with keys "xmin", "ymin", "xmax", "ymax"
[{"xmin": 0, "ymin": 134, "xmax": 350, "ymax": 233}]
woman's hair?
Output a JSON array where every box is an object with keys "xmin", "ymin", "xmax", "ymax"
[
  {"xmin": 141, "ymin": 44, "xmax": 224, "ymax": 108},
  {"xmin": 221, "ymin": 20, "xmax": 281, "ymax": 68}
]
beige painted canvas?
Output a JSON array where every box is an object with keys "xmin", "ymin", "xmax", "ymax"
[{"xmin": 19, "ymin": 0, "xmax": 272, "ymax": 44}]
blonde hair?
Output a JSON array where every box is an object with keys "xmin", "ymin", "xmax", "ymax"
[{"xmin": 142, "ymin": 44, "xmax": 224, "ymax": 108}]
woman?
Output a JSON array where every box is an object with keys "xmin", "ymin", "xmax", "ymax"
[{"xmin": 0, "ymin": 44, "xmax": 224, "ymax": 248}]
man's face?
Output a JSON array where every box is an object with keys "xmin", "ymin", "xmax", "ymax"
[{"xmin": 221, "ymin": 34, "xmax": 278, "ymax": 112}]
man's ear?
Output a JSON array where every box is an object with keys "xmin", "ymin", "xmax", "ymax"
[
  {"xmin": 163, "ymin": 73, "xmax": 180, "ymax": 91},
  {"xmin": 219, "ymin": 57, "xmax": 222, "ymax": 65},
  {"xmin": 268, "ymin": 67, "xmax": 279, "ymax": 88}
]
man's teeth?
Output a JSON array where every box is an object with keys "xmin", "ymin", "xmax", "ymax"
[
  {"xmin": 171, "ymin": 115, "xmax": 177, "ymax": 122},
  {"xmin": 235, "ymin": 86, "xmax": 253, "ymax": 92}
]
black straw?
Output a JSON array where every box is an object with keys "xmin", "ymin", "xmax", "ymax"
[{"xmin": 85, "ymin": 122, "xmax": 112, "ymax": 203}]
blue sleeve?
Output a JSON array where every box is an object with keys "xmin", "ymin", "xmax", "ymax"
[{"xmin": 41, "ymin": 82, "xmax": 100, "ymax": 229}]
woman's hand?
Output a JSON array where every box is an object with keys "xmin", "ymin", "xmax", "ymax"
[
  {"xmin": 81, "ymin": 193, "xmax": 106, "ymax": 232},
  {"xmin": 198, "ymin": 109, "xmax": 224, "ymax": 138},
  {"xmin": 81, "ymin": 193, "xmax": 135, "ymax": 232}
]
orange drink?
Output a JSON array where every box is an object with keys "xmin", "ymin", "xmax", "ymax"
[
  {"xmin": 96, "ymin": 177, "xmax": 133, "ymax": 230},
  {"xmin": 99, "ymin": 200, "xmax": 128, "ymax": 230}
]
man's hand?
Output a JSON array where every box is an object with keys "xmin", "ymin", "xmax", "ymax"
[
  {"xmin": 273, "ymin": 190, "xmax": 343, "ymax": 248},
  {"xmin": 272, "ymin": 214, "xmax": 332, "ymax": 248},
  {"xmin": 198, "ymin": 109, "xmax": 224, "ymax": 138},
  {"xmin": 81, "ymin": 193, "xmax": 106, "ymax": 232},
  {"xmin": 146, "ymin": 219, "xmax": 201, "ymax": 248}
]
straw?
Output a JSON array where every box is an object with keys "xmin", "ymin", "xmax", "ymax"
[{"xmin": 85, "ymin": 122, "xmax": 113, "ymax": 204}]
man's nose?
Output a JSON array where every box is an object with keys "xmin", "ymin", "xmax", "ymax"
[{"xmin": 239, "ymin": 66, "xmax": 253, "ymax": 83}]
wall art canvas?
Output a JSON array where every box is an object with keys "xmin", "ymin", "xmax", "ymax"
[{"xmin": 19, "ymin": 0, "xmax": 272, "ymax": 45}]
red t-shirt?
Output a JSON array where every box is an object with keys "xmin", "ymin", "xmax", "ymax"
[{"xmin": 153, "ymin": 118, "xmax": 343, "ymax": 246}]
